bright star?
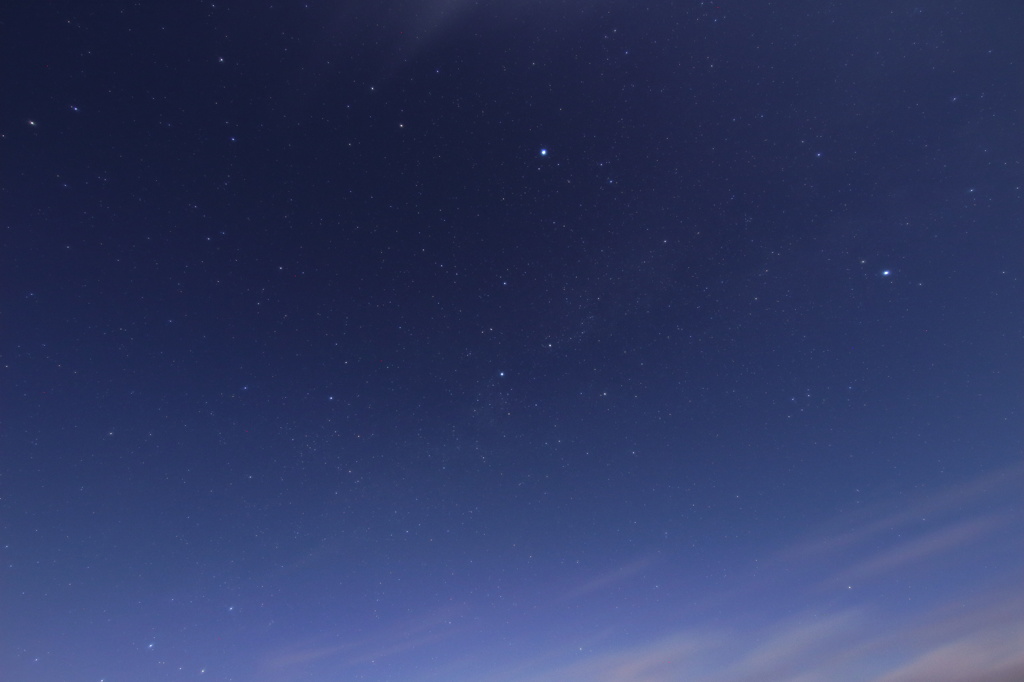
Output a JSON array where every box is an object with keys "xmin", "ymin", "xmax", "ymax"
[{"xmin": 539, "ymin": 148, "xmax": 547, "ymax": 156}]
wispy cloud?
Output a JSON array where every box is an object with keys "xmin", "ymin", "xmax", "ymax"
[
  {"xmin": 828, "ymin": 515, "xmax": 1004, "ymax": 586},
  {"xmin": 777, "ymin": 463, "xmax": 1024, "ymax": 567},
  {"xmin": 256, "ymin": 605, "xmax": 466, "ymax": 679},
  {"xmin": 559, "ymin": 556, "xmax": 657, "ymax": 601},
  {"xmin": 461, "ymin": 590, "xmax": 1024, "ymax": 682},
  {"xmin": 256, "ymin": 465, "xmax": 1024, "ymax": 682},
  {"xmin": 454, "ymin": 465, "xmax": 1024, "ymax": 682}
]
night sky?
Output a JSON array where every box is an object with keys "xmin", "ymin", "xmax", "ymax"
[{"xmin": 3, "ymin": 1, "xmax": 1023, "ymax": 681}]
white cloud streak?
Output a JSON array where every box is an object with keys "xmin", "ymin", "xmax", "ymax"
[{"xmin": 257, "ymin": 465, "xmax": 1024, "ymax": 682}]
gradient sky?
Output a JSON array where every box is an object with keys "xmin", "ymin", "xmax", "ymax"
[{"xmin": 2, "ymin": 1, "xmax": 1022, "ymax": 681}]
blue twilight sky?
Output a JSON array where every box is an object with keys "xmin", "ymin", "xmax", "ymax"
[{"xmin": 2, "ymin": 1, "xmax": 1021, "ymax": 681}]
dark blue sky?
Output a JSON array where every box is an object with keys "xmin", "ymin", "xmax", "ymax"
[{"xmin": 3, "ymin": 1, "xmax": 1022, "ymax": 681}]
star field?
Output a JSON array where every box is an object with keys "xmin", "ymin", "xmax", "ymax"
[{"xmin": 2, "ymin": 1, "xmax": 1022, "ymax": 681}]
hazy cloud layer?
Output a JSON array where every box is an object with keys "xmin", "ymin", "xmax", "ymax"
[{"xmin": 259, "ymin": 466, "xmax": 1023, "ymax": 681}]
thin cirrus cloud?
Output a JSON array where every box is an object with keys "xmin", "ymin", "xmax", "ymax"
[
  {"xmin": 826, "ymin": 514, "xmax": 1004, "ymax": 587},
  {"xmin": 257, "ymin": 464, "xmax": 1023, "ymax": 682},
  {"xmin": 775, "ymin": 463, "xmax": 1023, "ymax": 568},
  {"xmin": 495, "ymin": 596, "xmax": 1024, "ymax": 682}
]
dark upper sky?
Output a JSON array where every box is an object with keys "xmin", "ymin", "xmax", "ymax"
[{"xmin": 3, "ymin": 2, "xmax": 1022, "ymax": 681}]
